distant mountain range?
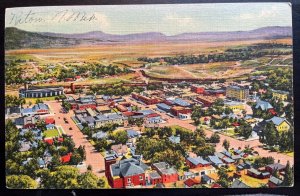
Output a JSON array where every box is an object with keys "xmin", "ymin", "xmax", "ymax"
[{"xmin": 5, "ymin": 26, "xmax": 292, "ymax": 50}]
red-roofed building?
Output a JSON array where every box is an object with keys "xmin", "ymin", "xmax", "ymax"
[
  {"xmin": 117, "ymin": 104, "xmax": 128, "ymax": 112},
  {"xmin": 268, "ymin": 108, "xmax": 277, "ymax": 116},
  {"xmin": 131, "ymin": 93, "xmax": 161, "ymax": 105},
  {"xmin": 232, "ymin": 122, "xmax": 240, "ymax": 127},
  {"xmin": 211, "ymin": 183, "xmax": 222, "ymax": 188},
  {"xmin": 45, "ymin": 117, "xmax": 55, "ymax": 125},
  {"xmin": 44, "ymin": 138, "xmax": 54, "ymax": 145},
  {"xmin": 147, "ymin": 113, "xmax": 161, "ymax": 118},
  {"xmin": 184, "ymin": 178, "xmax": 200, "ymax": 188},
  {"xmin": 61, "ymin": 153, "xmax": 72, "ymax": 163},
  {"xmin": 191, "ymin": 85, "xmax": 205, "ymax": 94}
]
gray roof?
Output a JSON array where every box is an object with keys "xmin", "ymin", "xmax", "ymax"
[
  {"xmin": 266, "ymin": 116, "xmax": 289, "ymax": 126},
  {"xmin": 269, "ymin": 176, "xmax": 283, "ymax": 185},
  {"xmin": 208, "ymin": 155, "xmax": 223, "ymax": 165},
  {"xmin": 96, "ymin": 113, "xmax": 123, "ymax": 122},
  {"xmin": 248, "ymin": 168, "xmax": 261, "ymax": 176},
  {"xmin": 231, "ymin": 179, "xmax": 250, "ymax": 188},
  {"xmin": 266, "ymin": 163, "xmax": 286, "ymax": 171},
  {"xmin": 111, "ymin": 158, "xmax": 148, "ymax": 177},
  {"xmin": 153, "ymin": 162, "xmax": 177, "ymax": 175},
  {"xmin": 255, "ymin": 100, "xmax": 273, "ymax": 111},
  {"xmin": 149, "ymin": 171, "xmax": 161, "ymax": 179},
  {"xmin": 187, "ymin": 156, "xmax": 210, "ymax": 166}
]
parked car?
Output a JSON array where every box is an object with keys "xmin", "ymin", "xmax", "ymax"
[{"xmin": 69, "ymin": 127, "xmax": 72, "ymax": 130}]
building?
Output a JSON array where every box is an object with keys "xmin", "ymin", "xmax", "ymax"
[
  {"xmin": 266, "ymin": 116, "xmax": 291, "ymax": 132},
  {"xmin": 268, "ymin": 176, "xmax": 283, "ymax": 188},
  {"xmin": 208, "ymin": 155, "xmax": 225, "ymax": 168},
  {"xmin": 95, "ymin": 113, "xmax": 124, "ymax": 128},
  {"xmin": 189, "ymin": 165, "xmax": 217, "ymax": 177},
  {"xmin": 19, "ymin": 84, "xmax": 64, "ymax": 98},
  {"xmin": 196, "ymin": 95, "xmax": 218, "ymax": 107},
  {"xmin": 186, "ymin": 156, "xmax": 211, "ymax": 169},
  {"xmin": 145, "ymin": 113, "xmax": 163, "ymax": 124},
  {"xmin": 131, "ymin": 93, "xmax": 161, "ymax": 105},
  {"xmin": 226, "ymin": 85, "xmax": 249, "ymax": 101},
  {"xmin": 156, "ymin": 103, "xmax": 171, "ymax": 113},
  {"xmin": 272, "ymin": 89, "xmax": 289, "ymax": 101},
  {"xmin": 152, "ymin": 162, "xmax": 178, "ymax": 184},
  {"xmin": 96, "ymin": 105, "xmax": 111, "ymax": 113},
  {"xmin": 105, "ymin": 157, "xmax": 148, "ymax": 188},
  {"xmin": 247, "ymin": 168, "xmax": 270, "ymax": 179},
  {"xmin": 224, "ymin": 101, "xmax": 245, "ymax": 111},
  {"xmin": 21, "ymin": 103, "xmax": 50, "ymax": 116},
  {"xmin": 191, "ymin": 85, "xmax": 206, "ymax": 94},
  {"xmin": 170, "ymin": 106, "xmax": 192, "ymax": 117},
  {"xmin": 265, "ymin": 163, "xmax": 286, "ymax": 174},
  {"xmin": 148, "ymin": 171, "xmax": 162, "ymax": 185},
  {"xmin": 184, "ymin": 178, "xmax": 201, "ymax": 188},
  {"xmin": 255, "ymin": 100, "xmax": 273, "ymax": 111},
  {"xmin": 168, "ymin": 135, "xmax": 180, "ymax": 144},
  {"xmin": 230, "ymin": 179, "xmax": 250, "ymax": 188}
]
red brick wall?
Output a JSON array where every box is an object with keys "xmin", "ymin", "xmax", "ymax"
[
  {"xmin": 112, "ymin": 177, "xmax": 124, "ymax": 188},
  {"xmin": 123, "ymin": 173, "xmax": 146, "ymax": 187},
  {"xmin": 161, "ymin": 173, "xmax": 178, "ymax": 183},
  {"xmin": 171, "ymin": 108, "xmax": 192, "ymax": 116}
]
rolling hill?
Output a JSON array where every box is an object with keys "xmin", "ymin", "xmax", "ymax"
[{"xmin": 5, "ymin": 26, "xmax": 292, "ymax": 50}]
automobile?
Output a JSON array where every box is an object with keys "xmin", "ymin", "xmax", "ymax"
[
  {"xmin": 69, "ymin": 127, "xmax": 72, "ymax": 130},
  {"xmin": 65, "ymin": 121, "xmax": 69, "ymax": 124}
]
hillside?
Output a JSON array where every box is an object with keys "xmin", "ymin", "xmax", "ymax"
[{"xmin": 5, "ymin": 26, "xmax": 292, "ymax": 50}]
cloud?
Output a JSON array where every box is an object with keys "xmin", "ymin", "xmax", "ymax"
[
  {"xmin": 163, "ymin": 13, "xmax": 195, "ymax": 26},
  {"xmin": 93, "ymin": 12, "xmax": 110, "ymax": 29},
  {"xmin": 238, "ymin": 5, "xmax": 280, "ymax": 20}
]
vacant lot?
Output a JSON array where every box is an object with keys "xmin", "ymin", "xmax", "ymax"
[{"xmin": 43, "ymin": 129, "xmax": 60, "ymax": 138}]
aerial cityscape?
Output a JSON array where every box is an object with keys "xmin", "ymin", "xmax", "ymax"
[{"xmin": 5, "ymin": 3, "xmax": 294, "ymax": 189}]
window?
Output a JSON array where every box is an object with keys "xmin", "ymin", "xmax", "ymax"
[
  {"xmin": 127, "ymin": 178, "xmax": 131, "ymax": 183},
  {"xmin": 139, "ymin": 176, "xmax": 143, "ymax": 181}
]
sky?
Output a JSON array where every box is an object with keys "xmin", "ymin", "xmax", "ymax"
[{"xmin": 5, "ymin": 3, "xmax": 292, "ymax": 35}]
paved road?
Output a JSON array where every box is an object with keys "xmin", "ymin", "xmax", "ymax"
[
  {"xmin": 46, "ymin": 101, "xmax": 105, "ymax": 177},
  {"xmin": 124, "ymin": 96, "xmax": 294, "ymax": 166}
]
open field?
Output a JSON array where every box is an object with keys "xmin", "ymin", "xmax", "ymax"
[
  {"xmin": 6, "ymin": 38, "xmax": 292, "ymax": 65},
  {"xmin": 43, "ymin": 129, "xmax": 60, "ymax": 138}
]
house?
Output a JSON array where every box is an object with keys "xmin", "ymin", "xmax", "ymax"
[
  {"xmin": 265, "ymin": 163, "xmax": 286, "ymax": 174},
  {"xmin": 183, "ymin": 171, "xmax": 196, "ymax": 180},
  {"xmin": 92, "ymin": 131, "xmax": 107, "ymax": 140},
  {"xmin": 211, "ymin": 183, "xmax": 222, "ymax": 188},
  {"xmin": 170, "ymin": 106, "xmax": 192, "ymax": 118},
  {"xmin": 189, "ymin": 165, "xmax": 217, "ymax": 177},
  {"xmin": 247, "ymin": 168, "xmax": 270, "ymax": 179},
  {"xmin": 148, "ymin": 171, "xmax": 162, "ymax": 185},
  {"xmin": 152, "ymin": 162, "xmax": 178, "ymax": 184},
  {"xmin": 96, "ymin": 105, "xmax": 111, "ymax": 113},
  {"xmin": 223, "ymin": 157, "xmax": 235, "ymax": 164},
  {"xmin": 268, "ymin": 175, "xmax": 283, "ymax": 188},
  {"xmin": 106, "ymin": 157, "xmax": 149, "ymax": 188},
  {"xmin": 14, "ymin": 116, "xmax": 38, "ymax": 128},
  {"xmin": 131, "ymin": 93, "xmax": 161, "ymax": 105},
  {"xmin": 21, "ymin": 103, "xmax": 50, "ymax": 116},
  {"xmin": 145, "ymin": 113, "xmax": 163, "ymax": 124},
  {"xmin": 224, "ymin": 101, "xmax": 245, "ymax": 111},
  {"xmin": 196, "ymin": 95, "xmax": 217, "ymax": 107},
  {"xmin": 156, "ymin": 103, "xmax": 171, "ymax": 113},
  {"xmin": 191, "ymin": 85, "xmax": 206, "ymax": 94},
  {"xmin": 208, "ymin": 155, "xmax": 225, "ymax": 168},
  {"xmin": 184, "ymin": 177, "xmax": 201, "ymax": 188},
  {"xmin": 19, "ymin": 141, "xmax": 31, "ymax": 152},
  {"xmin": 45, "ymin": 124, "xmax": 55, "ymax": 130},
  {"xmin": 95, "ymin": 113, "xmax": 124, "ymax": 128},
  {"xmin": 37, "ymin": 157, "xmax": 46, "ymax": 168},
  {"xmin": 173, "ymin": 98, "xmax": 190, "ymax": 107},
  {"xmin": 86, "ymin": 108, "xmax": 97, "ymax": 117},
  {"xmin": 186, "ymin": 156, "xmax": 211, "ymax": 169},
  {"xmin": 255, "ymin": 100, "xmax": 273, "ymax": 111},
  {"xmin": 230, "ymin": 179, "xmax": 250, "ymax": 188},
  {"xmin": 201, "ymin": 174, "xmax": 214, "ymax": 184},
  {"xmin": 266, "ymin": 116, "xmax": 291, "ymax": 132},
  {"xmin": 272, "ymin": 89, "xmax": 289, "ymax": 101},
  {"xmin": 168, "ymin": 135, "xmax": 180, "ymax": 144},
  {"xmin": 61, "ymin": 153, "xmax": 72, "ymax": 163},
  {"xmin": 117, "ymin": 104, "xmax": 128, "ymax": 112},
  {"xmin": 45, "ymin": 117, "xmax": 55, "ymax": 125},
  {"xmin": 126, "ymin": 130, "xmax": 140, "ymax": 138}
]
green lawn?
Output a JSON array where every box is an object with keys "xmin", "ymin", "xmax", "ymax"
[
  {"xmin": 25, "ymin": 96, "xmax": 56, "ymax": 104},
  {"xmin": 43, "ymin": 129, "xmax": 60, "ymax": 138}
]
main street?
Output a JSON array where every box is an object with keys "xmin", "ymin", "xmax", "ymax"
[
  {"xmin": 124, "ymin": 96, "xmax": 294, "ymax": 165},
  {"xmin": 46, "ymin": 101, "xmax": 105, "ymax": 177}
]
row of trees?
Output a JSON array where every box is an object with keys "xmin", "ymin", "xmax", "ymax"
[
  {"xmin": 138, "ymin": 44, "xmax": 292, "ymax": 65},
  {"xmin": 90, "ymin": 83, "xmax": 144, "ymax": 96}
]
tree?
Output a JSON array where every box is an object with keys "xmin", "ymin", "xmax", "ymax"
[
  {"xmin": 87, "ymin": 165, "xmax": 92, "ymax": 171},
  {"xmin": 95, "ymin": 139, "xmax": 108, "ymax": 152},
  {"xmin": 78, "ymin": 171, "xmax": 106, "ymax": 189},
  {"xmin": 260, "ymin": 122, "xmax": 279, "ymax": 147},
  {"xmin": 217, "ymin": 167, "xmax": 229, "ymax": 188},
  {"xmin": 237, "ymin": 124, "xmax": 253, "ymax": 139},
  {"xmin": 113, "ymin": 131, "xmax": 128, "ymax": 144},
  {"xmin": 209, "ymin": 133, "xmax": 220, "ymax": 143},
  {"xmin": 35, "ymin": 99, "xmax": 44, "ymax": 104},
  {"xmin": 6, "ymin": 175, "xmax": 37, "ymax": 189},
  {"xmin": 77, "ymin": 145, "xmax": 86, "ymax": 161},
  {"xmin": 282, "ymin": 161, "xmax": 293, "ymax": 186},
  {"xmin": 222, "ymin": 139, "xmax": 230, "ymax": 151},
  {"xmin": 43, "ymin": 166, "xmax": 79, "ymax": 189},
  {"xmin": 70, "ymin": 152, "xmax": 82, "ymax": 166}
]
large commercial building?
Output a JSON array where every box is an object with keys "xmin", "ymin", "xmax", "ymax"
[
  {"xmin": 19, "ymin": 84, "xmax": 64, "ymax": 98},
  {"xmin": 226, "ymin": 86, "xmax": 249, "ymax": 101}
]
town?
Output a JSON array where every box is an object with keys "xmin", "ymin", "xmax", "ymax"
[{"xmin": 5, "ymin": 70, "xmax": 294, "ymax": 188}]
